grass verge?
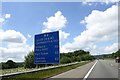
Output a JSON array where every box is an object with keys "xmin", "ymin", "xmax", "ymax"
[
  {"xmin": 1, "ymin": 67, "xmax": 25, "ymax": 75},
  {"xmin": 2, "ymin": 61, "xmax": 91, "ymax": 80}
]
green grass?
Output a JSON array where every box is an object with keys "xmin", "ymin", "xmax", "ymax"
[{"xmin": 2, "ymin": 61, "xmax": 91, "ymax": 80}]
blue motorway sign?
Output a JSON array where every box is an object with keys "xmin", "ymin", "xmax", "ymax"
[{"xmin": 34, "ymin": 31, "xmax": 59, "ymax": 64}]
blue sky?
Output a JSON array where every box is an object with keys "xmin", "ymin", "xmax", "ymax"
[{"xmin": 0, "ymin": 2, "xmax": 118, "ymax": 62}]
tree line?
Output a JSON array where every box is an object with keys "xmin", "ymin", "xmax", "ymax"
[
  {"xmin": 99, "ymin": 49, "xmax": 120, "ymax": 59},
  {"xmin": 24, "ymin": 50, "xmax": 94, "ymax": 68},
  {"xmin": 1, "ymin": 60, "xmax": 23, "ymax": 69},
  {"xmin": 60, "ymin": 50, "xmax": 94, "ymax": 64},
  {"xmin": 2, "ymin": 50, "xmax": 94, "ymax": 69}
]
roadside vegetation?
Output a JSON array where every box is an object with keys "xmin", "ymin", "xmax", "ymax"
[
  {"xmin": 2, "ymin": 60, "xmax": 24, "ymax": 69},
  {"xmin": 2, "ymin": 61, "xmax": 90, "ymax": 80},
  {"xmin": 99, "ymin": 49, "xmax": 120, "ymax": 59},
  {"xmin": 1, "ymin": 49, "xmax": 95, "ymax": 75},
  {"xmin": 24, "ymin": 50, "xmax": 94, "ymax": 68}
]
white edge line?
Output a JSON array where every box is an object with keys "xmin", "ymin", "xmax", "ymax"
[{"xmin": 83, "ymin": 60, "xmax": 98, "ymax": 80}]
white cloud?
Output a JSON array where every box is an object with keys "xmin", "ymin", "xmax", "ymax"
[
  {"xmin": 90, "ymin": 43, "xmax": 118, "ymax": 55},
  {"xmin": 42, "ymin": 11, "xmax": 70, "ymax": 41},
  {"xmin": 30, "ymin": 44, "xmax": 34, "ymax": 51},
  {"xmin": 42, "ymin": 29, "xmax": 52, "ymax": 33},
  {"xmin": 0, "ymin": 30, "xmax": 33, "ymax": 62},
  {"xmin": 80, "ymin": 5, "xmax": 118, "ymax": 42},
  {"xmin": 104, "ymin": 43, "xmax": 118, "ymax": 53},
  {"xmin": 82, "ymin": 2, "xmax": 94, "ymax": 6},
  {"xmin": 43, "ymin": 11, "xmax": 67, "ymax": 31},
  {"xmin": 82, "ymin": 0, "xmax": 119, "ymax": 3},
  {"xmin": 27, "ymin": 34, "xmax": 32, "ymax": 38},
  {"xmin": 102, "ymin": 0, "xmax": 119, "ymax": 4},
  {"xmin": 87, "ymin": 42, "xmax": 118, "ymax": 55},
  {"xmin": 42, "ymin": 29, "xmax": 70, "ymax": 42},
  {"xmin": 82, "ymin": 0, "xmax": 119, "ymax": 6},
  {"xmin": 0, "ymin": 14, "xmax": 33, "ymax": 62},
  {"xmin": 0, "ymin": 18, "xmax": 5, "ymax": 23},
  {"xmin": 5, "ymin": 14, "xmax": 11, "ymax": 19},
  {"xmin": 62, "ymin": 5, "xmax": 118, "ymax": 54},
  {"xmin": 59, "ymin": 30, "xmax": 70, "ymax": 41},
  {"xmin": 0, "ymin": 30, "xmax": 27, "ymax": 43},
  {"xmin": 80, "ymin": 20, "xmax": 86, "ymax": 24},
  {"xmin": 0, "ymin": 43, "xmax": 32, "ymax": 62},
  {"xmin": 42, "ymin": 11, "xmax": 70, "ymax": 53},
  {"xmin": 0, "ymin": 14, "xmax": 11, "ymax": 25}
]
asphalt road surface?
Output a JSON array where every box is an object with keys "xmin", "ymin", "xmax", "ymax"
[
  {"xmin": 88, "ymin": 60, "xmax": 118, "ymax": 78},
  {"xmin": 47, "ymin": 60, "xmax": 119, "ymax": 80}
]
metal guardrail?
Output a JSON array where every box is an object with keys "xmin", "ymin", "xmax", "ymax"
[{"xmin": 0, "ymin": 62, "xmax": 81, "ymax": 78}]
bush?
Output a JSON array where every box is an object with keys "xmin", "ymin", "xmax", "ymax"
[
  {"xmin": 24, "ymin": 51, "xmax": 36, "ymax": 68},
  {"xmin": 76, "ymin": 56, "xmax": 81, "ymax": 62},
  {"xmin": 2, "ymin": 60, "xmax": 17, "ymax": 69},
  {"xmin": 71, "ymin": 56, "xmax": 81, "ymax": 62},
  {"xmin": 60, "ymin": 57, "xmax": 71, "ymax": 64},
  {"xmin": 81, "ymin": 54, "xmax": 94, "ymax": 61}
]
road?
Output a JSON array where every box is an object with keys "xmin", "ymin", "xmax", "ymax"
[
  {"xmin": 47, "ymin": 60, "xmax": 119, "ymax": 80},
  {"xmin": 88, "ymin": 60, "xmax": 118, "ymax": 79}
]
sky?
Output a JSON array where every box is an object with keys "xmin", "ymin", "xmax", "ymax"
[{"xmin": 0, "ymin": 2, "xmax": 119, "ymax": 62}]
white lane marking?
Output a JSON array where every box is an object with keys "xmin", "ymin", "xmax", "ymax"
[{"xmin": 82, "ymin": 60, "xmax": 98, "ymax": 80}]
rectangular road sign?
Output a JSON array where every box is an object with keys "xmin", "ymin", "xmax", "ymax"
[{"xmin": 34, "ymin": 31, "xmax": 59, "ymax": 64}]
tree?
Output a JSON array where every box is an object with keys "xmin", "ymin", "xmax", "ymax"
[
  {"xmin": 102, "ymin": 49, "xmax": 120, "ymax": 59},
  {"xmin": 60, "ymin": 56, "xmax": 71, "ymax": 64},
  {"xmin": 60, "ymin": 50, "xmax": 94, "ymax": 63},
  {"xmin": 74, "ymin": 50, "xmax": 89, "ymax": 56},
  {"xmin": 76, "ymin": 56, "xmax": 81, "ymax": 62},
  {"xmin": 24, "ymin": 51, "xmax": 36, "ymax": 68},
  {"xmin": 3, "ymin": 60, "xmax": 17, "ymax": 69},
  {"xmin": 71, "ymin": 56, "xmax": 81, "ymax": 62},
  {"xmin": 81, "ymin": 54, "xmax": 93, "ymax": 61},
  {"xmin": 116, "ymin": 49, "xmax": 120, "ymax": 57}
]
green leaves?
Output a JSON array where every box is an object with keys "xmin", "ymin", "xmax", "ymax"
[
  {"xmin": 24, "ymin": 51, "xmax": 36, "ymax": 68},
  {"xmin": 2, "ymin": 60, "xmax": 17, "ymax": 69},
  {"xmin": 24, "ymin": 50, "xmax": 94, "ymax": 68},
  {"xmin": 60, "ymin": 50, "xmax": 94, "ymax": 64}
]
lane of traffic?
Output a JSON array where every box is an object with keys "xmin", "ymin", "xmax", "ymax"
[
  {"xmin": 47, "ymin": 60, "xmax": 119, "ymax": 80},
  {"xmin": 88, "ymin": 60, "xmax": 118, "ymax": 78},
  {"xmin": 47, "ymin": 61, "xmax": 95, "ymax": 80}
]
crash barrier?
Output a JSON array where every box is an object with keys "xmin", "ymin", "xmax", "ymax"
[{"xmin": 0, "ymin": 61, "xmax": 85, "ymax": 78}]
